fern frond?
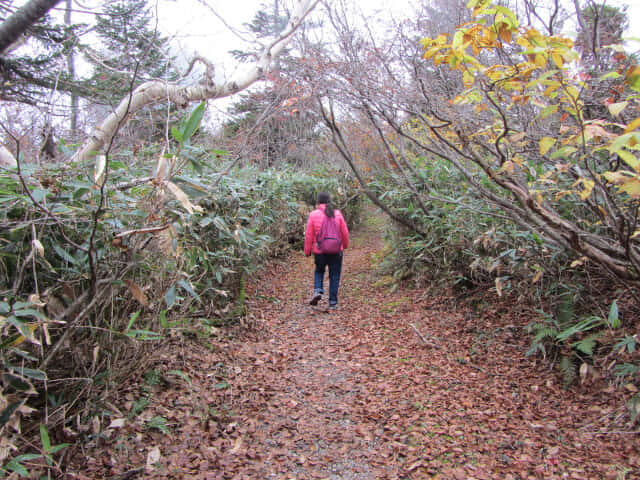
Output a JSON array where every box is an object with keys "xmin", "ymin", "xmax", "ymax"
[
  {"xmin": 557, "ymin": 316, "xmax": 604, "ymax": 342},
  {"xmin": 573, "ymin": 333, "xmax": 600, "ymax": 356},
  {"xmin": 526, "ymin": 341, "xmax": 546, "ymax": 358},
  {"xmin": 533, "ymin": 327, "xmax": 558, "ymax": 343}
]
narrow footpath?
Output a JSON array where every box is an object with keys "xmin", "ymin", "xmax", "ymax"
[{"xmin": 74, "ymin": 215, "xmax": 639, "ymax": 479}]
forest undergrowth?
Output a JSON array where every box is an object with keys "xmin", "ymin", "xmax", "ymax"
[{"xmin": 67, "ymin": 210, "xmax": 640, "ymax": 480}]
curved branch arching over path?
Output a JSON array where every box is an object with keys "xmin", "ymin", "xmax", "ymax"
[{"xmin": 72, "ymin": 0, "xmax": 319, "ymax": 164}]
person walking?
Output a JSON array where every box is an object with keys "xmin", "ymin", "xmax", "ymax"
[{"xmin": 304, "ymin": 192, "xmax": 350, "ymax": 310}]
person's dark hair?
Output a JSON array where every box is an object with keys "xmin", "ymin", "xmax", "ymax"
[{"xmin": 317, "ymin": 191, "xmax": 334, "ymax": 218}]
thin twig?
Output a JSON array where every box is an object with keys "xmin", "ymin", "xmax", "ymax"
[
  {"xmin": 107, "ymin": 467, "xmax": 144, "ymax": 480},
  {"xmin": 409, "ymin": 322, "xmax": 439, "ymax": 349},
  {"xmin": 469, "ymin": 363, "xmax": 487, "ymax": 373},
  {"xmin": 582, "ymin": 430, "xmax": 639, "ymax": 435}
]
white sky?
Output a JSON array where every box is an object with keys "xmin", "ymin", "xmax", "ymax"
[
  {"xmin": 42, "ymin": 0, "xmax": 640, "ymax": 126},
  {"xmin": 153, "ymin": 0, "xmax": 640, "ymax": 64},
  {"xmin": 154, "ymin": 0, "xmax": 412, "ymax": 78},
  {"xmin": 55, "ymin": 0, "xmax": 640, "ymax": 78},
  {"xmin": 152, "ymin": 0, "xmax": 416, "ymax": 121},
  {"xmin": 150, "ymin": 0, "xmax": 640, "ymax": 123}
]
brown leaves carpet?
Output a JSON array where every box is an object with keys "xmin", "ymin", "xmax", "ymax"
[{"xmin": 70, "ymin": 221, "xmax": 640, "ymax": 479}]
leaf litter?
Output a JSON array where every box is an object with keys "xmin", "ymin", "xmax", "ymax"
[{"xmin": 68, "ymin": 224, "xmax": 640, "ymax": 479}]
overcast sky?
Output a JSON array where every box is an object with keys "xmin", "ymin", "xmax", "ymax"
[
  {"xmin": 155, "ymin": 0, "xmax": 413, "ymax": 77},
  {"xmin": 154, "ymin": 0, "xmax": 640, "ymax": 66},
  {"xmin": 149, "ymin": 0, "xmax": 640, "ymax": 122},
  {"xmin": 152, "ymin": 0, "xmax": 415, "ymax": 120}
]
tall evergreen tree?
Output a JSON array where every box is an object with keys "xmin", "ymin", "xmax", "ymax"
[
  {"xmin": 85, "ymin": 0, "xmax": 177, "ymax": 106},
  {"xmin": 0, "ymin": 0, "xmax": 88, "ymax": 106}
]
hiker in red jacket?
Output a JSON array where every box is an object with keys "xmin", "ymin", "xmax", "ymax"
[{"xmin": 304, "ymin": 192, "xmax": 350, "ymax": 310}]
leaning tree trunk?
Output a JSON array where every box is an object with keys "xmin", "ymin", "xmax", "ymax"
[
  {"xmin": 65, "ymin": 0, "xmax": 78, "ymax": 137},
  {"xmin": 0, "ymin": 0, "xmax": 62, "ymax": 54},
  {"xmin": 73, "ymin": 0, "xmax": 319, "ymax": 163}
]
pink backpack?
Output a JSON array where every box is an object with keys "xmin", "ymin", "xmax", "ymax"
[{"xmin": 316, "ymin": 214, "xmax": 342, "ymax": 254}]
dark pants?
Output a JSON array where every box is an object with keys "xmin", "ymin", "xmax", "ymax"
[{"xmin": 313, "ymin": 252, "xmax": 343, "ymax": 306}]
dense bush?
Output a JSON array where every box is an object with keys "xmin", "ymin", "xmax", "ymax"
[
  {"xmin": 0, "ymin": 143, "xmax": 361, "ymax": 476},
  {"xmin": 367, "ymin": 160, "xmax": 544, "ymax": 291},
  {"xmin": 368, "ymin": 155, "xmax": 639, "ymax": 398}
]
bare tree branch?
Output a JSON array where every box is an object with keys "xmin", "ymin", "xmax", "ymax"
[{"xmin": 72, "ymin": 0, "xmax": 320, "ymax": 164}]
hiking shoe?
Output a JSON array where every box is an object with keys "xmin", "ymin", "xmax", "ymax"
[
  {"xmin": 329, "ymin": 304, "xmax": 338, "ymax": 311},
  {"xmin": 310, "ymin": 291, "xmax": 322, "ymax": 305}
]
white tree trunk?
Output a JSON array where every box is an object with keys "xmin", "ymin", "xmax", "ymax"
[
  {"xmin": 0, "ymin": 145, "xmax": 17, "ymax": 167},
  {"xmin": 73, "ymin": 0, "xmax": 318, "ymax": 164}
]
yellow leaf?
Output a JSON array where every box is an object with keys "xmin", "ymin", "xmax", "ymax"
[
  {"xmin": 625, "ymin": 382, "xmax": 639, "ymax": 393},
  {"xmin": 486, "ymin": 29, "xmax": 498, "ymax": 45},
  {"xmin": 539, "ymin": 104, "xmax": 559, "ymax": 119},
  {"xmin": 463, "ymin": 70, "xmax": 474, "ymax": 87},
  {"xmin": 624, "ymin": 117, "xmax": 640, "ymax": 134},
  {"xmin": 625, "ymin": 66, "xmax": 640, "ymax": 92},
  {"xmin": 578, "ymin": 179, "xmax": 595, "ymax": 200},
  {"xmin": 619, "ymin": 178, "xmax": 640, "ymax": 199},
  {"xmin": 544, "ymin": 84, "xmax": 560, "ymax": 97},
  {"xmin": 570, "ymin": 256, "xmax": 588, "ymax": 268},
  {"xmin": 618, "ymin": 150, "xmax": 640, "ymax": 172},
  {"xmin": 539, "ymin": 137, "xmax": 555, "ymax": 156},
  {"xmin": 4, "ymin": 323, "xmax": 38, "ymax": 348},
  {"xmin": 603, "ymin": 171, "xmax": 630, "ymax": 185},
  {"xmin": 551, "ymin": 53, "xmax": 563, "ymax": 68},
  {"xmin": 534, "ymin": 54, "xmax": 547, "ymax": 67},
  {"xmin": 452, "ymin": 31, "xmax": 464, "ymax": 48},
  {"xmin": 594, "ymin": 205, "xmax": 606, "ymax": 218},
  {"xmin": 423, "ymin": 45, "xmax": 444, "ymax": 60},
  {"xmin": 607, "ymin": 101, "xmax": 628, "ymax": 117},
  {"xmin": 565, "ymin": 85, "xmax": 580, "ymax": 101}
]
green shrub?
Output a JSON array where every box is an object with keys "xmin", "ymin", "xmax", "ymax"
[{"xmin": 0, "ymin": 111, "xmax": 361, "ymax": 477}]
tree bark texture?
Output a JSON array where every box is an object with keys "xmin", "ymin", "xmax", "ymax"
[
  {"xmin": 65, "ymin": 0, "xmax": 78, "ymax": 137},
  {"xmin": 0, "ymin": 0, "xmax": 63, "ymax": 54}
]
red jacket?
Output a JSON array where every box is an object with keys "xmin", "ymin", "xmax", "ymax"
[{"xmin": 304, "ymin": 204, "xmax": 350, "ymax": 256}]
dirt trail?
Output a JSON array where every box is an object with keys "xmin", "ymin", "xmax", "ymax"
[{"xmin": 73, "ymin": 214, "xmax": 639, "ymax": 479}]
